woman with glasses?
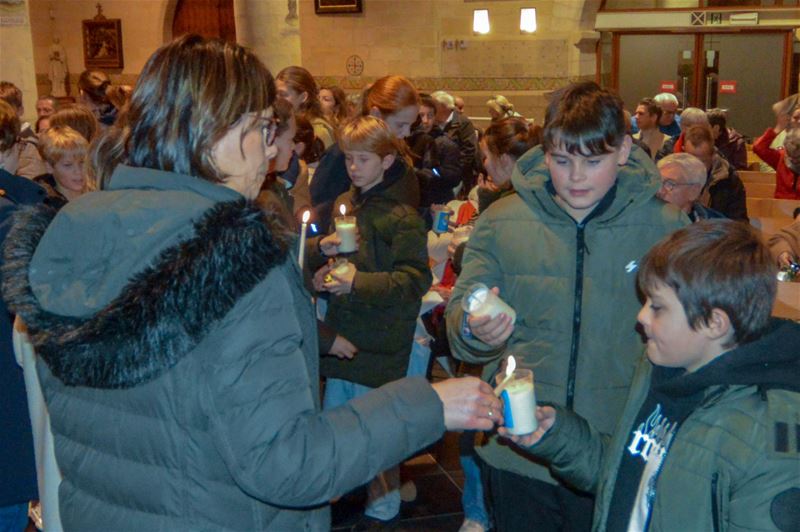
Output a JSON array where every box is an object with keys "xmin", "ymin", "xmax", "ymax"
[{"xmin": 2, "ymin": 35, "xmax": 502, "ymax": 531}]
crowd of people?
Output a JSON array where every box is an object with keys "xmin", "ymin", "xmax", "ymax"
[{"xmin": 1, "ymin": 34, "xmax": 799, "ymax": 532}]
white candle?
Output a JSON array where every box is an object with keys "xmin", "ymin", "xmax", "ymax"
[
  {"xmin": 298, "ymin": 210, "xmax": 310, "ymax": 268},
  {"xmin": 461, "ymin": 283, "xmax": 517, "ymax": 324},
  {"xmin": 335, "ymin": 204, "xmax": 358, "ymax": 254},
  {"xmin": 495, "ymin": 368, "xmax": 537, "ymax": 435}
]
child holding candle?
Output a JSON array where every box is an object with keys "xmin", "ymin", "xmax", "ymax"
[
  {"xmin": 307, "ymin": 115, "xmax": 431, "ymax": 526},
  {"xmin": 446, "ymin": 81, "xmax": 688, "ymax": 531},
  {"xmin": 310, "ymin": 75, "xmax": 421, "ymax": 233},
  {"xmin": 504, "ymin": 220, "xmax": 800, "ymax": 532}
]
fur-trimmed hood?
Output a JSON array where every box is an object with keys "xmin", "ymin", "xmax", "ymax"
[{"xmin": 2, "ymin": 197, "xmax": 291, "ymax": 389}]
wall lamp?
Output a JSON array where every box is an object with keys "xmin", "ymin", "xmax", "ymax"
[
  {"xmin": 473, "ymin": 9, "xmax": 490, "ymax": 35},
  {"xmin": 520, "ymin": 8, "xmax": 537, "ymax": 34}
]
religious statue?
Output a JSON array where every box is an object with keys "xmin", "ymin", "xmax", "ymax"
[{"xmin": 49, "ymin": 37, "xmax": 68, "ymax": 97}]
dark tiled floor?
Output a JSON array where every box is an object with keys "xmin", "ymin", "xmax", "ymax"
[
  {"xmin": 330, "ymin": 359, "xmax": 484, "ymax": 531},
  {"xmin": 331, "ymin": 432, "xmax": 467, "ymax": 532}
]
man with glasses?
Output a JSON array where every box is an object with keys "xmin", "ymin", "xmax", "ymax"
[{"xmin": 657, "ymin": 153, "xmax": 724, "ymax": 222}]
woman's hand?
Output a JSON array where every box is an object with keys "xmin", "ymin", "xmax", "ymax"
[
  {"xmin": 432, "ymin": 377, "xmax": 504, "ymax": 431},
  {"xmin": 329, "ymin": 335, "xmax": 358, "ymax": 359},
  {"xmin": 323, "ymin": 262, "xmax": 356, "ymax": 295},
  {"xmin": 498, "ymin": 406, "xmax": 557, "ymax": 447},
  {"xmin": 319, "ymin": 234, "xmax": 342, "ymax": 257},
  {"xmin": 467, "ymin": 287, "xmax": 514, "ymax": 346}
]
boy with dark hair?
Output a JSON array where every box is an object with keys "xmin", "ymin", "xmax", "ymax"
[
  {"xmin": 446, "ymin": 81, "xmax": 687, "ymax": 531},
  {"xmin": 506, "ymin": 220, "xmax": 800, "ymax": 531}
]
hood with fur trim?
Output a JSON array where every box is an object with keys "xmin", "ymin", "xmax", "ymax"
[{"xmin": 2, "ymin": 190, "xmax": 290, "ymax": 390}]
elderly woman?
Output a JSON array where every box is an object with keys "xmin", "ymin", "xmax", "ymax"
[{"xmin": 2, "ymin": 35, "xmax": 501, "ymax": 531}]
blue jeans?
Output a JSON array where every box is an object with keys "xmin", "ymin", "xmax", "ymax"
[
  {"xmin": 323, "ymin": 378, "xmax": 401, "ymax": 521},
  {"xmin": 0, "ymin": 503, "xmax": 28, "ymax": 532},
  {"xmin": 460, "ymin": 452, "xmax": 490, "ymax": 528}
]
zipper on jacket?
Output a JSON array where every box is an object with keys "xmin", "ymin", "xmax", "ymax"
[
  {"xmin": 566, "ymin": 223, "xmax": 586, "ymax": 410},
  {"xmin": 711, "ymin": 472, "xmax": 720, "ymax": 532}
]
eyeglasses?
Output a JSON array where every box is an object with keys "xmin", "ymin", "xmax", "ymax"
[
  {"xmin": 261, "ymin": 120, "xmax": 277, "ymax": 148},
  {"xmin": 661, "ymin": 179, "xmax": 702, "ymax": 192}
]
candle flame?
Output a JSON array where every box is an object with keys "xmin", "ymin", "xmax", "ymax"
[
  {"xmin": 302, "ymin": 210, "xmax": 311, "ymax": 223},
  {"xmin": 505, "ymin": 355, "xmax": 516, "ymax": 378},
  {"xmin": 339, "ymin": 204, "xmax": 346, "ymax": 216}
]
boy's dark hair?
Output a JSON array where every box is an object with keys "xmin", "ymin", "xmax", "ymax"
[
  {"xmin": 706, "ymin": 108, "xmax": 727, "ymax": 131},
  {"xmin": 419, "ymin": 93, "xmax": 436, "ymax": 110},
  {"xmin": 543, "ymin": 81, "xmax": 626, "ymax": 156},
  {"xmin": 638, "ymin": 97, "xmax": 662, "ymax": 121},
  {"xmin": 637, "ymin": 219, "xmax": 776, "ymax": 346}
]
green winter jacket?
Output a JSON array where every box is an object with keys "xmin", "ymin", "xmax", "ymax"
[
  {"xmin": 313, "ymin": 164, "xmax": 431, "ymax": 388},
  {"xmin": 528, "ymin": 319, "xmax": 800, "ymax": 532},
  {"xmin": 446, "ymin": 144, "xmax": 687, "ymax": 484},
  {"xmin": 1, "ymin": 165, "xmax": 446, "ymax": 531}
]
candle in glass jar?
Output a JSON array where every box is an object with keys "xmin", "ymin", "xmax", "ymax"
[
  {"xmin": 335, "ymin": 204, "xmax": 358, "ymax": 254},
  {"xmin": 461, "ymin": 282, "xmax": 516, "ymax": 324}
]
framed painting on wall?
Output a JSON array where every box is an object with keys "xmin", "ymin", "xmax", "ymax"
[
  {"xmin": 314, "ymin": 0, "xmax": 362, "ymax": 14},
  {"xmin": 82, "ymin": 16, "xmax": 124, "ymax": 69}
]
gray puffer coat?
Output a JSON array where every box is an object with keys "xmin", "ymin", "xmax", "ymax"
[{"xmin": 2, "ymin": 165, "xmax": 445, "ymax": 531}]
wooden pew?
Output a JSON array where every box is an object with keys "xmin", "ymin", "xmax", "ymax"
[
  {"xmin": 746, "ymin": 198, "xmax": 800, "ymax": 219},
  {"xmin": 739, "ymin": 170, "xmax": 775, "ymax": 184},
  {"xmin": 774, "ymin": 281, "xmax": 800, "ymax": 321},
  {"xmin": 750, "ymin": 216, "xmax": 792, "ymax": 238},
  {"xmin": 744, "ymin": 181, "xmax": 775, "ymax": 199}
]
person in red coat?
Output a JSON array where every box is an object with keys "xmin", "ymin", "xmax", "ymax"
[{"xmin": 753, "ymin": 112, "xmax": 800, "ymax": 200}]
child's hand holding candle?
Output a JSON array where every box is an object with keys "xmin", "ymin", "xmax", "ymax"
[
  {"xmin": 322, "ymin": 259, "xmax": 356, "ymax": 295},
  {"xmin": 462, "ymin": 284, "xmax": 516, "ymax": 346},
  {"xmin": 493, "ymin": 355, "xmax": 538, "ymax": 436}
]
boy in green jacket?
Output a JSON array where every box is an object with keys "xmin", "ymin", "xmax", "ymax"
[
  {"xmin": 506, "ymin": 220, "xmax": 800, "ymax": 531},
  {"xmin": 446, "ymin": 82, "xmax": 687, "ymax": 530}
]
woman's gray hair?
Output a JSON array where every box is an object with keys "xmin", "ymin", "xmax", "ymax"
[
  {"xmin": 657, "ymin": 153, "xmax": 707, "ymax": 185},
  {"xmin": 654, "ymin": 92, "xmax": 679, "ymax": 106}
]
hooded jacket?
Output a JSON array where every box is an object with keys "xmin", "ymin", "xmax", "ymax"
[
  {"xmin": 313, "ymin": 165, "xmax": 431, "ymax": 388},
  {"xmin": 528, "ymin": 319, "xmax": 800, "ymax": 531},
  {"xmin": 445, "ymin": 144, "xmax": 687, "ymax": 484},
  {"xmin": 310, "ymin": 143, "xmax": 420, "ymax": 234},
  {"xmin": 1, "ymin": 165, "xmax": 445, "ymax": 531}
]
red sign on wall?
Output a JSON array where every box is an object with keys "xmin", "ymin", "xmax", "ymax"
[
  {"xmin": 719, "ymin": 81, "xmax": 737, "ymax": 94},
  {"xmin": 659, "ymin": 81, "xmax": 677, "ymax": 93}
]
